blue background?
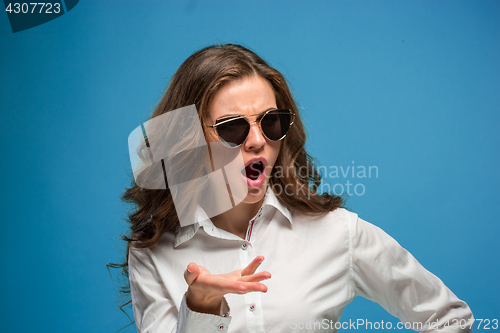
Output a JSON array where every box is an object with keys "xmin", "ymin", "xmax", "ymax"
[{"xmin": 1, "ymin": 0, "xmax": 498, "ymax": 332}]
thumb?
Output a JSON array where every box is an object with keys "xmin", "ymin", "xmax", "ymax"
[{"xmin": 184, "ymin": 262, "xmax": 200, "ymax": 285}]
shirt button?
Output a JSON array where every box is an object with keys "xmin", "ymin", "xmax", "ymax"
[
  {"xmin": 241, "ymin": 243, "xmax": 248, "ymax": 250},
  {"xmin": 223, "ymin": 312, "xmax": 229, "ymax": 317},
  {"xmin": 218, "ymin": 324, "xmax": 225, "ymax": 331},
  {"xmin": 249, "ymin": 304, "xmax": 255, "ymax": 312}
]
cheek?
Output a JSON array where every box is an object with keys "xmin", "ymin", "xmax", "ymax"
[
  {"xmin": 268, "ymin": 141, "xmax": 282, "ymax": 167},
  {"xmin": 204, "ymin": 128, "xmax": 218, "ymax": 143}
]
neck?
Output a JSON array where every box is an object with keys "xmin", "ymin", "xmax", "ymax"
[{"xmin": 210, "ymin": 197, "xmax": 264, "ymax": 240}]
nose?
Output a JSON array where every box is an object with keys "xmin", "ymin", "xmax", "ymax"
[{"xmin": 244, "ymin": 121, "xmax": 265, "ymax": 151}]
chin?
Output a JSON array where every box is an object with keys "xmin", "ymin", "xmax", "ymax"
[{"xmin": 240, "ymin": 181, "xmax": 268, "ymax": 205}]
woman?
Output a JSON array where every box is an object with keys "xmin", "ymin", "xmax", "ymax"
[{"xmin": 122, "ymin": 44, "xmax": 473, "ymax": 332}]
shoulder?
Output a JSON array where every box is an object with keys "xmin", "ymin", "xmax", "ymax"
[
  {"xmin": 128, "ymin": 231, "xmax": 177, "ymax": 265},
  {"xmin": 286, "ymin": 207, "xmax": 360, "ymax": 243},
  {"xmin": 289, "ymin": 207, "xmax": 396, "ymax": 247},
  {"xmin": 291, "ymin": 206, "xmax": 358, "ymax": 228}
]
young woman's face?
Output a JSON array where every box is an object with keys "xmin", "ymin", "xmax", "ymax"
[{"xmin": 206, "ymin": 75, "xmax": 281, "ymax": 205}]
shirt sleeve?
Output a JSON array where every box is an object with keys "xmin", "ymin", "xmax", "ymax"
[
  {"xmin": 128, "ymin": 246, "xmax": 232, "ymax": 333},
  {"xmin": 349, "ymin": 216, "xmax": 474, "ymax": 332}
]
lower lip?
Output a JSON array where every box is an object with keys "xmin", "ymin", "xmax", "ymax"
[{"xmin": 242, "ymin": 170, "xmax": 265, "ymax": 188}]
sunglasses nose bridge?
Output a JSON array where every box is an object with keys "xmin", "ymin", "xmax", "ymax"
[
  {"xmin": 246, "ymin": 118, "xmax": 263, "ymax": 136},
  {"xmin": 244, "ymin": 119, "xmax": 266, "ymax": 146}
]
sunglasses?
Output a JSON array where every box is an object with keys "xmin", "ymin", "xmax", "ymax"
[{"xmin": 207, "ymin": 109, "xmax": 295, "ymax": 148}]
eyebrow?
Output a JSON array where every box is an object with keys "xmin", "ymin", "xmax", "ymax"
[{"xmin": 216, "ymin": 107, "xmax": 277, "ymax": 120}]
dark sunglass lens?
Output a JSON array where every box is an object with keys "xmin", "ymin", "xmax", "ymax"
[
  {"xmin": 261, "ymin": 110, "xmax": 291, "ymax": 141},
  {"xmin": 216, "ymin": 117, "xmax": 249, "ymax": 147}
]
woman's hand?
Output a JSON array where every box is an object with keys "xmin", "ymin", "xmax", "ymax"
[{"xmin": 184, "ymin": 256, "xmax": 271, "ymax": 315}]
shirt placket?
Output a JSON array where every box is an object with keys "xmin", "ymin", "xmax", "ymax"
[
  {"xmin": 239, "ymin": 207, "xmax": 266, "ymax": 333},
  {"xmin": 245, "ymin": 207, "xmax": 263, "ymax": 242}
]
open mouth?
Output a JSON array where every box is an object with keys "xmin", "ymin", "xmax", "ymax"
[{"xmin": 243, "ymin": 161, "xmax": 264, "ymax": 181}]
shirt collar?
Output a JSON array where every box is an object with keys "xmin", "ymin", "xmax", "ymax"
[
  {"xmin": 174, "ymin": 187, "xmax": 292, "ymax": 247},
  {"xmin": 262, "ymin": 186, "xmax": 293, "ymax": 224}
]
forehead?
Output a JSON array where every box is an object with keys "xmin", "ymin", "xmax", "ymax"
[{"xmin": 207, "ymin": 75, "xmax": 277, "ymax": 121}]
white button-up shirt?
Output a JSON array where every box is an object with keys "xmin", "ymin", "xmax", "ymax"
[{"xmin": 128, "ymin": 188, "xmax": 473, "ymax": 332}]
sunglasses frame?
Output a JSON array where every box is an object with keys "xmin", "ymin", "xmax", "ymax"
[{"xmin": 206, "ymin": 108, "xmax": 295, "ymax": 148}]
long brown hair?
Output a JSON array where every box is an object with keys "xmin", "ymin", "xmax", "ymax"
[{"xmin": 110, "ymin": 43, "xmax": 342, "ymax": 313}]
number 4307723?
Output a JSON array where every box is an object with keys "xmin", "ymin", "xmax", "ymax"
[{"xmin": 5, "ymin": 3, "xmax": 61, "ymax": 14}]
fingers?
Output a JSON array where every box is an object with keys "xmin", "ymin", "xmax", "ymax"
[
  {"xmin": 216, "ymin": 279, "xmax": 268, "ymax": 294},
  {"xmin": 198, "ymin": 270, "xmax": 270, "ymax": 295},
  {"xmin": 185, "ymin": 257, "xmax": 271, "ymax": 298},
  {"xmin": 213, "ymin": 277, "xmax": 247, "ymax": 293},
  {"xmin": 239, "ymin": 271, "xmax": 271, "ymax": 283},
  {"xmin": 184, "ymin": 262, "xmax": 200, "ymax": 285},
  {"xmin": 245, "ymin": 282, "xmax": 268, "ymax": 293},
  {"xmin": 241, "ymin": 256, "xmax": 265, "ymax": 276}
]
